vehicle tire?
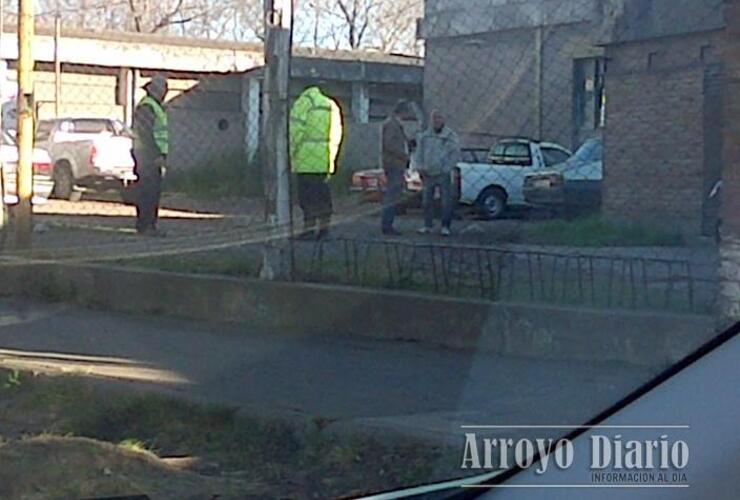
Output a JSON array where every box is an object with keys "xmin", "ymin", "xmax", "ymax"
[
  {"xmin": 476, "ymin": 187, "xmax": 507, "ymax": 220},
  {"xmin": 52, "ymin": 163, "xmax": 80, "ymax": 201}
]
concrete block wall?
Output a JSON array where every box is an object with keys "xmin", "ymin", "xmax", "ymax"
[
  {"xmin": 34, "ymin": 70, "xmax": 123, "ymax": 120},
  {"xmin": 422, "ymin": 13, "xmax": 604, "ymax": 149},
  {"xmin": 165, "ymin": 74, "xmax": 247, "ymax": 173},
  {"xmin": 424, "ymin": 29, "xmax": 537, "ymax": 148}
]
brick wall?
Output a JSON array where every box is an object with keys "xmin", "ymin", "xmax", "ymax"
[
  {"xmin": 718, "ymin": 0, "xmax": 740, "ymax": 320},
  {"xmin": 602, "ymin": 32, "xmax": 723, "ymax": 236},
  {"xmin": 603, "ymin": 66, "xmax": 705, "ymax": 233}
]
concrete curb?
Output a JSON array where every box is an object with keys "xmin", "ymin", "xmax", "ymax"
[{"xmin": 0, "ymin": 262, "xmax": 717, "ymax": 367}]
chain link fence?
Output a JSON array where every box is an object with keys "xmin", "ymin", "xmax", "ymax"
[{"xmin": 0, "ymin": 0, "xmax": 734, "ymax": 317}]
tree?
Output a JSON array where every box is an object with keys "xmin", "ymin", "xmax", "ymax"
[
  {"xmin": 31, "ymin": 0, "xmax": 422, "ymax": 53},
  {"xmin": 334, "ymin": 0, "xmax": 372, "ymax": 49},
  {"xmin": 297, "ymin": 0, "xmax": 422, "ymax": 54},
  {"xmin": 35, "ymin": 0, "xmax": 265, "ymax": 40},
  {"xmin": 371, "ymin": 0, "xmax": 422, "ymax": 54}
]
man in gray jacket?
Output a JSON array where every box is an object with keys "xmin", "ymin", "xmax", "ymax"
[{"xmin": 416, "ymin": 110, "xmax": 460, "ymax": 236}]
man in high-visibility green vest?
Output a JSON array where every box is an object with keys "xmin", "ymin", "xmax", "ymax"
[
  {"xmin": 289, "ymin": 86, "xmax": 343, "ymax": 239},
  {"xmin": 133, "ymin": 74, "xmax": 169, "ymax": 236}
]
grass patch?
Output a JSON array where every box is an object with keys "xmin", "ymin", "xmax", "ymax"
[
  {"xmin": 124, "ymin": 249, "xmax": 260, "ymax": 277},
  {"xmin": 1, "ymin": 371, "xmax": 456, "ymax": 499},
  {"xmin": 165, "ymin": 157, "xmax": 263, "ymax": 200},
  {"xmin": 525, "ymin": 216, "xmax": 685, "ymax": 247}
]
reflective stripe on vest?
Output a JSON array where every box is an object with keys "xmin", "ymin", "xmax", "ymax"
[
  {"xmin": 290, "ymin": 88, "xmax": 337, "ymax": 174},
  {"xmin": 140, "ymin": 96, "xmax": 169, "ymax": 156}
]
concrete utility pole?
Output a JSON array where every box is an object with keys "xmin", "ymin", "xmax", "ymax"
[
  {"xmin": 533, "ymin": 25, "xmax": 544, "ymax": 142},
  {"xmin": 15, "ymin": 0, "xmax": 35, "ymax": 249},
  {"xmin": 54, "ymin": 13, "xmax": 61, "ymax": 118},
  {"xmin": 260, "ymin": 0, "xmax": 293, "ymax": 280}
]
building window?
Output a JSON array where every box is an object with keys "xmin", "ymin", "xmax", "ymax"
[
  {"xmin": 573, "ymin": 57, "xmax": 606, "ymax": 136},
  {"xmin": 647, "ymin": 51, "xmax": 660, "ymax": 70}
]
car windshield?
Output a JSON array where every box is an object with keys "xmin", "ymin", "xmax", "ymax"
[
  {"xmin": 573, "ymin": 138, "xmax": 603, "ymax": 162},
  {"xmin": 0, "ymin": 1, "xmax": 732, "ymax": 499}
]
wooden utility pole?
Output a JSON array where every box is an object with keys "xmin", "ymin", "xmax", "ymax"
[
  {"xmin": 0, "ymin": 0, "xmax": 6, "ymax": 237},
  {"xmin": 15, "ymin": 0, "xmax": 34, "ymax": 249},
  {"xmin": 260, "ymin": 0, "xmax": 293, "ymax": 280}
]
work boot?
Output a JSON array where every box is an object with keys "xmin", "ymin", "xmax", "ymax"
[{"xmin": 138, "ymin": 226, "xmax": 166, "ymax": 237}]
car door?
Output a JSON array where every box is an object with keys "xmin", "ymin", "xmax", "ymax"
[{"xmin": 560, "ymin": 141, "xmax": 603, "ymax": 209}]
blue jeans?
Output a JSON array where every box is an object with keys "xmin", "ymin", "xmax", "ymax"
[
  {"xmin": 423, "ymin": 173, "xmax": 453, "ymax": 229},
  {"xmin": 382, "ymin": 169, "xmax": 404, "ymax": 232}
]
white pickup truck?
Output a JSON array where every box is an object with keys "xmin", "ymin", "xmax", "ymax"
[
  {"xmin": 454, "ymin": 138, "xmax": 572, "ymax": 219},
  {"xmin": 35, "ymin": 118, "xmax": 136, "ymax": 201}
]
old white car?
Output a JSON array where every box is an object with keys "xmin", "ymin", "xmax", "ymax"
[{"xmin": 455, "ymin": 138, "xmax": 572, "ymax": 219}]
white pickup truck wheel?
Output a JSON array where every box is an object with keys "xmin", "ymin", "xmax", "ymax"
[
  {"xmin": 477, "ymin": 187, "xmax": 507, "ymax": 220},
  {"xmin": 52, "ymin": 163, "xmax": 81, "ymax": 201}
]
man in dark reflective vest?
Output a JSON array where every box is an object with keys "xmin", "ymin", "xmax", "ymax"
[{"xmin": 133, "ymin": 75, "xmax": 169, "ymax": 236}]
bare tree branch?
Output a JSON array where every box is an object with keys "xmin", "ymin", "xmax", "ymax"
[
  {"xmin": 127, "ymin": 0, "xmax": 143, "ymax": 32},
  {"xmin": 37, "ymin": 0, "xmax": 421, "ymax": 53}
]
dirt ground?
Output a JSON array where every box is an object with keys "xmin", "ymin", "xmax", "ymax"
[
  {"xmin": 16, "ymin": 191, "xmax": 530, "ymax": 260},
  {"xmin": 0, "ymin": 437, "xmax": 265, "ymax": 500},
  {"xmin": 0, "ymin": 369, "xmax": 459, "ymax": 500}
]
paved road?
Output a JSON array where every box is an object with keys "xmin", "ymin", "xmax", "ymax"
[{"xmin": 0, "ymin": 298, "xmax": 655, "ymax": 444}]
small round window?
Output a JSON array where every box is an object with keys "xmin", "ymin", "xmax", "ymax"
[{"xmin": 218, "ymin": 119, "xmax": 229, "ymax": 131}]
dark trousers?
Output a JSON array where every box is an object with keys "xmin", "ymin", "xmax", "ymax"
[
  {"xmin": 423, "ymin": 173, "xmax": 454, "ymax": 229},
  {"xmin": 382, "ymin": 169, "xmax": 404, "ymax": 232},
  {"xmin": 297, "ymin": 174, "xmax": 332, "ymax": 234},
  {"xmin": 135, "ymin": 170, "xmax": 162, "ymax": 232}
]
